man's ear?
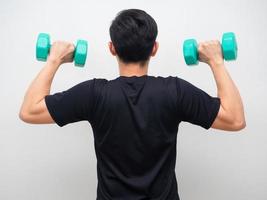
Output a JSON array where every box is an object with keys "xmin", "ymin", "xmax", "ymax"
[
  {"xmin": 151, "ymin": 41, "xmax": 159, "ymax": 57},
  {"xmin": 108, "ymin": 42, "xmax": 117, "ymax": 56}
]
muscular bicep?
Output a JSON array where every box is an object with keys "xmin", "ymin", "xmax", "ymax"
[{"xmin": 19, "ymin": 99, "xmax": 55, "ymax": 124}]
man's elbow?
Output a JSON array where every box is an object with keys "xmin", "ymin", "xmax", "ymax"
[
  {"xmin": 231, "ymin": 118, "xmax": 246, "ymax": 131},
  {"xmin": 19, "ymin": 109, "xmax": 32, "ymax": 123}
]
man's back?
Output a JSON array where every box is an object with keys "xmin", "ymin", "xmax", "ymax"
[
  {"xmin": 45, "ymin": 75, "xmax": 220, "ymax": 199},
  {"xmin": 93, "ymin": 75, "xmax": 179, "ymax": 200}
]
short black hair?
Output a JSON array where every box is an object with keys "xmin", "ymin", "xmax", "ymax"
[{"xmin": 109, "ymin": 9, "xmax": 158, "ymax": 64}]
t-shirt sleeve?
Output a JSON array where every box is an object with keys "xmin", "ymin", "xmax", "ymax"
[
  {"xmin": 176, "ymin": 77, "xmax": 220, "ymax": 129},
  {"xmin": 44, "ymin": 79, "xmax": 96, "ymax": 127}
]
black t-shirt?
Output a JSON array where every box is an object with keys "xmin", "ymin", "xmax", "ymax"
[{"xmin": 45, "ymin": 75, "xmax": 220, "ymax": 200}]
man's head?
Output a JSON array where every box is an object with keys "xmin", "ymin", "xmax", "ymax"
[{"xmin": 109, "ymin": 9, "xmax": 158, "ymax": 66}]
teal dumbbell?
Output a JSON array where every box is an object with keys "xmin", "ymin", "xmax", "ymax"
[
  {"xmin": 36, "ymin": 33, "xmax": 88, "ymax": 67},
  {"xmin": 183, "ymin": 32, "xmax": 237, "ymax": 65}
]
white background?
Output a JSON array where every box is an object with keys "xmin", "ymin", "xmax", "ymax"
[{"xmin": 0, "ymin": 0, "xmax": 266, "ymax": 199}]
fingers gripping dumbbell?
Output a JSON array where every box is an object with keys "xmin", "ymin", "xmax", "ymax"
[
  {"xmin": 183, "ymin": 32, "xmax": 237, "ymax": 65},
  {"xmin": 36, "ymin": 33, "xmax": 88, "ymax": 67}
]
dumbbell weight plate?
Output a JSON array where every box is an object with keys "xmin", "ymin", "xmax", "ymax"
[
  {"xmin": 36, "ymin": 33, "xmax": 51, "ymax": 61},
  {"xmin": 74, "ymin": 40, "xmax": 88, "ymax": 67},
  {"xmin": 183, "ymin": 39, "xmax": 198, "ymax": 65},
  {"xmin": 222, "ymin": 32, "xmax": 237, "ymax": 61}
]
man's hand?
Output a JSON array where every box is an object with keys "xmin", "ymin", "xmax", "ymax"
[
  {"xmin": 48, "ymin": 41, "xmax": 75, "ymax": 65},
  {"xmin": 198, "ymin": 40, "xmax": 224, "ymax": 67}
]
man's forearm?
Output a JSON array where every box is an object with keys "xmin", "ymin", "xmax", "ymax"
[
  {"xmin": 20, "ymin": 60, "xmax": 60, "ymax": 114},
  {"xmin": 210, "ymin": 62, "xmax": 245, "ymax": 123}
]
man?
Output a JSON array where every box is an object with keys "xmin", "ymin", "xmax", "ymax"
[{"xmin": 19, "ymin": 9, "xmax": 245, "ymax": 200}]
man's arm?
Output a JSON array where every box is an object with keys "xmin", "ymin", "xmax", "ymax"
[
  {"xmin": 19, "ymin": 41, "xmax": 75, "ymax": 124},
  {"xmin": 198, "ymin": 40, "xmax": 246, "ymax": 131}
]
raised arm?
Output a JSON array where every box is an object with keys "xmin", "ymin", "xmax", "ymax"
[
  {"xmin": 198, "ymin": 40, "xmax": 246, "ymax": 131},
  {"xmin": 19, "ymin": 42, "xmax": 75, "ymax": 124}
]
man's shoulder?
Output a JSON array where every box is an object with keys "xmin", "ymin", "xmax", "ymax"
[
  {"xmin": 80, "ymin": 76, "xmax": 186, "ymax": 86},
  {"xmin": 156, "ymin": 75, "xmax": 178, "ymax": 80},
  {"xmin": 150, "ymin": 75, "xmax": 180, "ymax": 85}
]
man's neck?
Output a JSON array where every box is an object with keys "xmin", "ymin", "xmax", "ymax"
[{"xmin": 118, "ymin": 60, "xmax": 148, "ymax": 77}]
